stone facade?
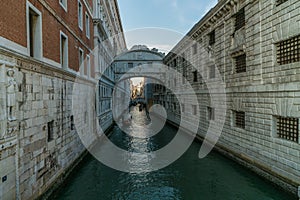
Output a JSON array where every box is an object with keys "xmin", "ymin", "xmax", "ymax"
[
  {"xmin": 93, "ymin": 0, "xmax": 127, "ymax": 132},
  {"xmin": 113, "ymin": 45, "xmax": 164, "ymax": 114},
  {"xmin": 154, "ymin": 0, "xmax": 300, "ymax": 196},
  {"xmin": 0, "ymin": 0, "xmax": 125, "ymax": 199}
]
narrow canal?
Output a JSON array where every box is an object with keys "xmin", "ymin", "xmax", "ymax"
[{"xmin": 52, "ymin": 107, "xmax": 295, "ymax": 200}]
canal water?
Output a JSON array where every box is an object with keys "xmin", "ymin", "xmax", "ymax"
[{"xmin": 52, "ymin": 107, "xmax": 295, "ymax": 200}]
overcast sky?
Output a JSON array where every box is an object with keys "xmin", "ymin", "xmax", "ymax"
[{"xmin": 118, "ymin": 0, "xmax": 218, "ymax": 52}]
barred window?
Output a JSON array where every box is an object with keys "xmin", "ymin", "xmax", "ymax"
[
  {"xmin": 235, "ymin": 54, "xmax": 246, "ymax": 73},
  {"xmin": 234, "ymin": 111, "xmax": 245, "ymax": 129},
  {"xmin": 235, "ymin": 8, "xmax": 245, "ymax": 31},
  {"xmin": 276, "ymin": 35, "xmax": 300, "ymax": 65},
  {"xmin": 209, "ymin": 30, "xmax": 215, "ymax": 45},
  {"xmin": 208, "ymin": 107, "xmax": 215, "ymax": 120},
  {"xmin": 276, "ymin": 116, "xmax": 299, "ymax": 143},
  {"xmin": 276, "ymin": 0, "xmax": 289, "ymax": 6}
]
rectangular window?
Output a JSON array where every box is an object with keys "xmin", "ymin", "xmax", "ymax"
[
  {"xmin": 235, "ymin": 54, "xmax": 246, "ymax": 73},
  {"xmin": 60, "ymin": 32, "xmax": 68, "ymax": 69},
  {"xmin": 208, "ymin": 107, "xmax": 215, "ymax": 120},
  {"xmin": 209, "ymin": 65, "xmax": 215, "ymax": 79},
  {"xmin": 59, "ymin": 0, "xmax": 67, "ymax": 11},
  {"xmin": 128, "ymin": 62, "xmax": 133, "ymax": 68},
  {"xmin": 235, "ymin": 8, "xmax": 245, "ymax": 31},
  {"xmin": 86, "ymin": 55, "xmax": 91, "ymax": 77},
  {"xmin": 276, "ymin": 34, "xmax": 300, "ymax": 65},
  {"xmin": 209, "ymin": 30, "xmax": 215, "ymax": 45},
  {"xmin": 193, "ymin": 70, "xmax": 198, "ymax": 82},
  {"xmin": 192, "ymin": 44, "xmax": 197, "ymax": 55},
  {"xmin": 85, "ymin": 13, "xmax": 90, "ymax": 38},
  {"xmin": 234, "ymin": 111, "xmax": 245, "ymax": 129},
  {"xmin": 79, "ymin": 48, "xmax": 84, "ymax": 74},
  {"xmin": 28, "ymin": 5, "xmax": 42, "ymax": 59},
  {"xmin": 276, "ymin": 0, "xmax": 289, "ymax": 6},
  {"xmin": 78, "ymin": 1, "xmax": 83, "ymax": 30},
  {"xmin": 276, "ymin": 116, "xmax": 299, "ymax": 143},
  {"xmin": 182, "ymin": 66, "xmax": 187, "ymax": 84},
  {"xmin": 47, "ymin": 121, "xmax": 54, "ymax": 142},
  {"xmin": 70, "ymin": 115, "xmax": 75, "ymax": 130},
  {"xmin": 192, "ymin": 105, "xmax": 197, "ymax": 115}
]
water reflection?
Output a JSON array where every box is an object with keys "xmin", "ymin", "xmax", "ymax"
[{"xmin": 53, "ymin": 107, "xmax": 295, "ymax": 200}]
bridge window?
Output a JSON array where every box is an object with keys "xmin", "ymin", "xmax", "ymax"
[
  {"xmin": 193, "ymin": 70, "xmax": 198, "ymax": 82},
  {"xmin": 276, "ymin": 34, "xmax": 300, "ymax": 65},
  {"xmin": 275, "ymin": 116, "xmax": 299, "ymax": 143}
]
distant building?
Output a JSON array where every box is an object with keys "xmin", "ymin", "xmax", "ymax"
[
  {"xmin": 93, "ymin": 0, "xmax": 127, "ymax": 132},
  {"xmin": 113, "ymin": 45, "xmax": 164, "ymax": 111}
]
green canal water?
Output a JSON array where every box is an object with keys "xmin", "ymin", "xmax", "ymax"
[{"xmin": 52, "ymin": 108, "xmax": 295, "ymax": 200}]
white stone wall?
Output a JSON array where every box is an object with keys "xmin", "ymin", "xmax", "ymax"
[
  {"xmin": 0, "ymin": 50, "xmax": 97, "ymax": 200},
  {"xmin": 158, "ymin": 0, "xmax": 300, "ymax": 196}
]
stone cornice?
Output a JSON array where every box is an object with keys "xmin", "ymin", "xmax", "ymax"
[
  {"xmin": 0, "ymin": 46, "xmax": 96, "ymax": 86},
  {"xmin": 165, "ymin": 0, "xmax": 252, "ymax": 62}
]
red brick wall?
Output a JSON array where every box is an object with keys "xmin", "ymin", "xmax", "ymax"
[
  {"xmin": 0, "ymin": 0, "xmax": 94, "ymax": 73},
  {"xmin": 0, "ymin": 1, "xmax": 27, "ymax": 47}
]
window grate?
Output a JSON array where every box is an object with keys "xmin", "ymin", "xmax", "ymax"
[
  {"xmin": 276, "ymin": 35, "xmax": 300, "ymax": 65},
  {"xmin": 277, "ymin": 117, "xmax": 299, "ymax": 143},
  {"xmin": 235, "ymin": 8, "xmax": 245, "ymax": 31},
  {"xmin": 209, "ymin": 30, "xmax": 215, "ymax": 45},
  {"xmin": 235, "ymin": 111, "xmax": 245, "ymax": 129},
  {"xmin": 276, "ymin": 0, "xmax": 289, "ymax": 6},
  {"xmin": 235, "ymin": 54, "xmax": 246, "ymax": 73}
]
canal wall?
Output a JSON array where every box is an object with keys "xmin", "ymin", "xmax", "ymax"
[
  {"xmin": 0, "ymin": 48, "xmax": 98, "ymax": 200},
  {"xmin": 155, "ymin": 0, "xmax": 300, "ymax": 198}
]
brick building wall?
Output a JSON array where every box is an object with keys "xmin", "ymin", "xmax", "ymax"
[{"xmin": 0, "ymin": 0, "xmax": 121, "ymax": 199}]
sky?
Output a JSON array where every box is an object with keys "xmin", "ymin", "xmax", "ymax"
[{"xmin": 118, "ymin": 0, "xmax": 218, "ymax": 52}]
